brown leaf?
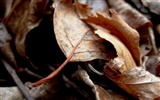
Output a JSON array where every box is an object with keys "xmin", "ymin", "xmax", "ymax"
[
  {"xmin": 72, "ymin": 66, "xmax": 127, "ymax": 100},
  {"xmin": 107, "ymin": 0, "xmax": 152, "ymax": 29},
  {"xmin": 82, "ymin": 9, "xmax": 140, "ymax": 65},
  {"xmin": 53, "ymin": 1, "xmax": 115, "ymax": 62},
  {"xmin": 32, "ymin": 0, "xmax": 116, "ymax": 86},
  {"xmin": 4, "ymin": 0, "xmax": 48, "ymax": 58},
  {"xmin": 104, "ymin": 59, "xmax": 160, "ymax": 100},
  {"xmin": 107, "ymin": 0, "xmax": 153, "ymax": 58},
  {"xmin": 95, "ymin": 27, "xmax": 136, "ymax": 73}
]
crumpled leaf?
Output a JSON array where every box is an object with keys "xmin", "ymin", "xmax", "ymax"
[
  {"xmin": 32, "ymin": 0, "xmax": 117, "ymax": 87},
  {"xmin": 94, "ymin": 27, "xmax": 136, "ymax": 73},
  {"xmin": 53, "ymin": 1, "xmax": 116, "ymax": 62},
  {"xmin": 107, "ymin": 0, "xmax": 153, "ymax": 58},
  {"xmin": 4, "ymin": 0, "xmax": 48, "ymax": 60},
  {"xmin": 72, "ymin": 66, "xmax": 127, "ymax": 100},
  {"xmin": 81, "ymin": 9, "xmax": 139, "ymax": 66},
  {"xmin": 104, "ymin": 57, "xmax": 160, "ymax": 100}
]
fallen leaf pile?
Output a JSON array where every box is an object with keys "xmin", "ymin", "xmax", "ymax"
[{"xmin": 0, "ymin": 0, "xmax": 160, "ymax": 100}]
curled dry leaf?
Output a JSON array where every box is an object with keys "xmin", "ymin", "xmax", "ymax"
[
  {"xmin": 53, "ymin": 1, "xmax": 115, "ymax": 62},
  {"xmin": 32, "ymin": 0, "xmax": 116, "ymax": 86},
  {"xmin": 4, "ymin": 0, "xmax": 48, "ymax": 59},
  {"xmin": 72, "ymin": 66, "xmax": 127, "ymax": 100},
  {"xmin": 107, "ymin": 0, "xmax": 153, "ymax": 58},
  {"xmin": 94, "ymin": 27, "xmax": 136, "ymax": 73},
  {"xmin": 104, "ymin": 58, "xmax": 160, "ymax": 100},
  {"xmin": 82, "ymin": 10, "xmax": 140, "ymax": 65}
]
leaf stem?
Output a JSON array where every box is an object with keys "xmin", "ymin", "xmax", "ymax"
[{"xmin": 32, "ymin": 30, "xmax": 90, "ymax": 87}]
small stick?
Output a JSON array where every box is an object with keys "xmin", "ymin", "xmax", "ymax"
[
  {"xmin": 87, "ymin": 63, "xmax": 104, "ymax": 75},
  {"xmin": 1, "ymin": 59, "xmax": 34, "ymax": 100},
  {"xmin": 32, "ymin": 30, "xmax": 90, "ymax": 87},
  {"xmin": 148, "ymin": 27, "xmax": 157, "ymax": 54},
  {"xmin": 24, "ymin": 68, "xmax": 43, "ymax": 79}
]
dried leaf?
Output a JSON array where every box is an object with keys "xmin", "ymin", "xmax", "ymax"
[
  {"xmin": 72, "ymin": 66, "xmax": 127, "ymax": 100},
  {"xmin": 107, "ymin": 0, "xmax": 152, "ymax": 29},
  {"xmin": 4, "ymin": 0, "xmax": 48, "ymax": 58},
  {"xmin": 82, "ymin": 10, "xmax": 141, "ymax": 65},
  {"xmin": 53, "ymin": 1, "xmax": 116, "ymax": 62},
  {"xmin": 32, "ymin": 1, "xmax": 116, "ymax": 86},
  {"xmin": 94, "ymin": 27, "xmax": 136, "ymax": 73},
  {"xmin": 104, "ymin": 59, "xmax": 160, "ymax": 100},
  {"xmin": 107, "ymin": 0, "xmax": 153, "ymax": 58}
]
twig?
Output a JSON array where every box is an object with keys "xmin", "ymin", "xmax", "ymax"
[
  {"xmin": 148, "ymin": 27, "xmax": 157, "ymax": 54},
  {"xmin": 24, "ymin": 68, "xmax": 43, "ymax": 79},
  {"xmin": 1, "ymin": 59, "xmax": 34, "ymax": 100},
  {"xmin": 86, "ymin": 63, "xmax": 104, "ymax": 75},
  {"xmin": 32, "ymin": 30, "xmax": 90, "ymax": 87}
]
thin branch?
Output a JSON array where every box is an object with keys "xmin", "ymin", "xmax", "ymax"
[
  {"xmin": 24, "ymin": 68, "xmax": 43, "ymax": 79},
  {"xmin": 148, "ymin": 27, "xmax": 157, "ymax": 54},
  {"xmin": 1, "ymin": 59, "xmax": 34, "ymax": 100},
  {"xmin": 32, "ymin": 30, "xmax": 90, "ymax": 87}
]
